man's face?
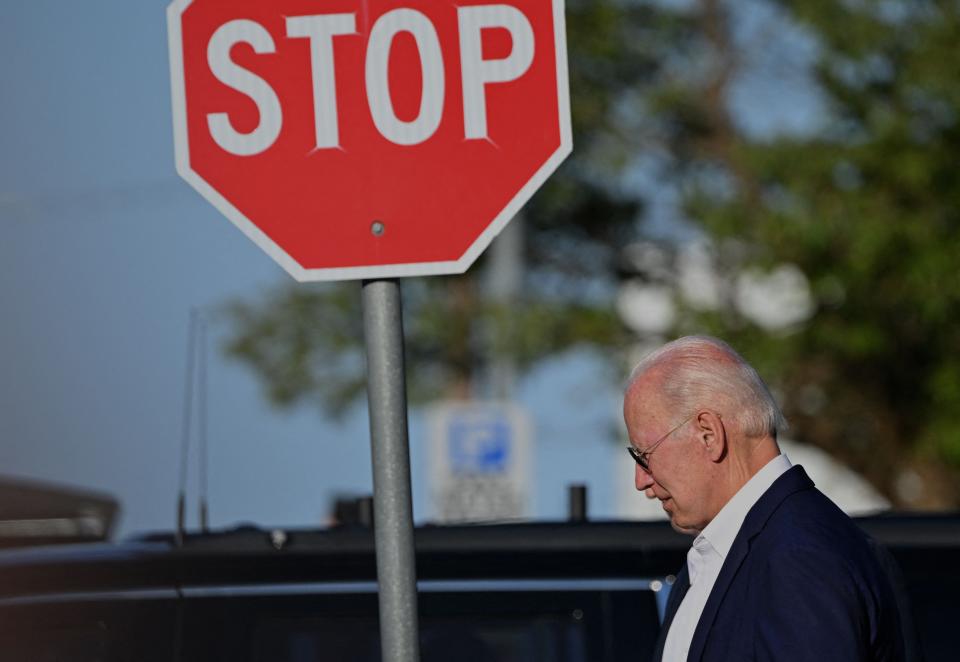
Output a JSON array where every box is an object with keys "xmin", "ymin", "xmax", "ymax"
[{"xmin": 623, "ymin": 380, "xmax": 712, "ymax": 534}]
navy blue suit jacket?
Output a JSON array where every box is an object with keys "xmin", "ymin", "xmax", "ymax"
[{"xmin": 653, "ymin": 466, "xmax": 904, "ymax": 661}]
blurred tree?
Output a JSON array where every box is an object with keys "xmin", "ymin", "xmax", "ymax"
[
  {"xmin": 224, "ymin": 0, "xmax": 960, "ymax": 507},
  {"xmin": 662, "ymin": 0, "xmax": 960, "ymax": 507}
]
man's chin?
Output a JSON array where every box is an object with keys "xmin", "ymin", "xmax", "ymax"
[
  {"xmin": 669, "ymin": 522, "xmax": 697, "ymax": 535},
  {"xmin": 667, "ymin": 515, "xmax": 701, "ymax": 536},
  {"xmin": 654, "ymin": 498, "xmax": 701, "ymax": 535}
]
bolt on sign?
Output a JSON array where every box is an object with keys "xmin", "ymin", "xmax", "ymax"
[{"xmin": 167, "ymin": 0, "xmax": 572, "ymax": 281}]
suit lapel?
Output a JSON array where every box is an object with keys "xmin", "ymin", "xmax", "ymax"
[
  {"xmin": 685, "ymin": 466, "xmax": 814, "ymax": 661},
  {"xmin": 652, "ymin": 564, "xmax": 690, "ymax": 662}
]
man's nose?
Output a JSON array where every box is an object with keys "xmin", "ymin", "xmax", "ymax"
[{"xmin": 635, "ymin": 463, "xmax": 654, "ymax": 491}]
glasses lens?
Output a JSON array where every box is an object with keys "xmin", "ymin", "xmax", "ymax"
[{"xmin": 627, "ymin": 446, "xmax": 647, "ymax": 469}]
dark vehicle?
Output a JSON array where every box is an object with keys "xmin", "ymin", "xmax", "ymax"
[{"xmin": 0, "ymin": 515, "xmax": 957, "ymax": 661}]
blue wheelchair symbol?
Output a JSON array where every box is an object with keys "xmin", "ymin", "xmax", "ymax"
[{"xmin": 449, "ymin": 417, "xmax": 510, "ymax": 474}]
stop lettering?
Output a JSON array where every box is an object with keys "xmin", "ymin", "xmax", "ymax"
[{"xmin": 167, "ymin": 0, "xmax": 571, "ymax": 281}]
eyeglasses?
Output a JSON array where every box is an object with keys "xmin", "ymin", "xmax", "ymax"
[{"xmin": 626, "ymin": 413, "xmax": 696, "ymax": 472}]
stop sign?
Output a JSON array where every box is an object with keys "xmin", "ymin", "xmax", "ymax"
[{"xmin": 167, "ymin": 0, "xmax": 571, "ymax": 281}]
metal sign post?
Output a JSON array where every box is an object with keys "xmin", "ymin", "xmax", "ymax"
[{"xmin": 361, "ymin": 278, "xmax": 421, "ymax": 662}]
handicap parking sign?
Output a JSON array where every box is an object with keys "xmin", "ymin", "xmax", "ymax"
[{"xmin": 428, "ymin": 402, "xmax": 532, "ymax": 522}]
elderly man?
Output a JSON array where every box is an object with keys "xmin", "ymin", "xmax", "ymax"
[{"xmin": 625, "ymin": 336, "xmax": 903, "ymax": 661}]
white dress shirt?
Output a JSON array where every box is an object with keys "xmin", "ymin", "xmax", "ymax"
[{"xmin": 661, "ymin": 454, "xmax": 792, "ymax": 661}]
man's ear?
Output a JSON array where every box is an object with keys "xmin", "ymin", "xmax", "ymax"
[{"xmin": 697, "ymin": 410, "xmax": 726, "ymax": 462}]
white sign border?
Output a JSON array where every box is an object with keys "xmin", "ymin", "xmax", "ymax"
[{"xmin": 167, "ymin": 0, "xmax": 573, "ymax": 282}]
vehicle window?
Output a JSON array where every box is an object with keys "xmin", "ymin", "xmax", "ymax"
[
  {"xmin": 181, "ymin": 586, "xmax": 660, "ymax": 662},
  {"xmin": 252, "ymin": 615, "xmax": 582, "ymax": 662},
  {"xmin": 0, "ymin": 597, "xmax": 178, "ymax": 662},
  {"xmin": 893, "ymin": 548, "xmax": 959, "ymax": 662}
]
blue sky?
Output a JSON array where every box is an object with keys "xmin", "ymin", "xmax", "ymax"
[{"xmin": 0, "ymin": 1, "xmax": 624, "ymax": 537}]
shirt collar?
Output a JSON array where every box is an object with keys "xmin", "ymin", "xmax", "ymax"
[{"xmin": 699, "ymin": 453, "xmax": 792, "ymax": 560}]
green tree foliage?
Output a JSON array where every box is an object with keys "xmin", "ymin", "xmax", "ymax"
[
  {"xmin": 669, "ymin": 0, "xmax": 960, "ymax": 506},
  {"xmin": 224, "ymin": 0, "xmax": 960, "ymax": 506}
]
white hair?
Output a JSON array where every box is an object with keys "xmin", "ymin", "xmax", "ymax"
[{"xmin": 627, "ymin": 335, "xmax": 788, "ymax": 439}]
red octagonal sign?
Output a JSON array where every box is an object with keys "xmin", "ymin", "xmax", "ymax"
[{"xmin": 167, "ymin": 0, "xmax": 571, "ymax": 281}]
